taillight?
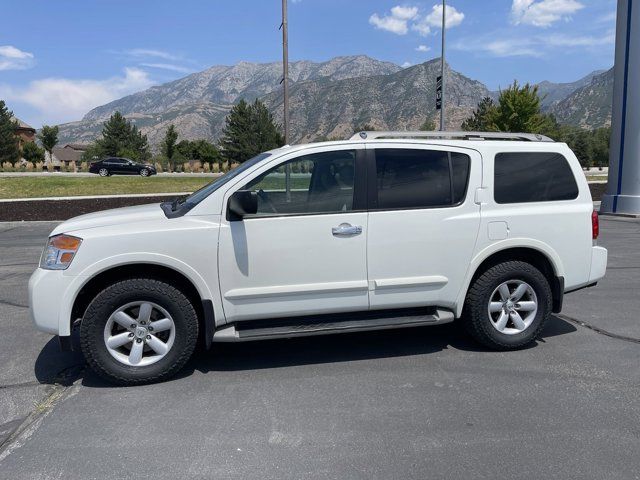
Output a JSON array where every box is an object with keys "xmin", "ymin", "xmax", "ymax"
[{"xmin": 592, "ymin": 210, "xmax": 599, "ymax": 240}]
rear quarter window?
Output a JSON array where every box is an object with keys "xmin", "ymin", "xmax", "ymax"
[{"xmin": 494, "ymin": 152, "xmax": 579, "ymax": 204}]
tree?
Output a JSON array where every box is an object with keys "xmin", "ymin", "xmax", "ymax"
[
  {"xmin": 461, "ymin": 84, "xmax": 556, "ymax": 135},
  {"xmin": 90, "ymin": 112, "xmax": 151, "ymax": 162},
  {"xmin": 591, "ymin": 127, "xmax": 611, "ymax": 170},
  {"xmin": 419, "ymin": 118, "xmax": 436, "ymax": 131},
  {"xmin": 490, "ymin": 81, "xmax": 555, "ymax": 133},
  {"xmin": 219, "ymin": 99, "xmax": 284, "ymax": 164},
  {"xmin": 37, "ymin": 125, "xmax": 59, "ymax": 166},
  {"xmin": 0, "ymin": 100, "xmax": 20, "ymax": 165},
  {"xmin": 22, "ymin": 141, "xmax": 45, "ymax": 163},
  {"xmin": 176, "ymin": 139, "xmax": 222, "ymax": 169},
  {"xmin": 461, "ymin": 97, "xmax": 495, "ymax": 131},
  {"xmin": 162, "ymin": 124, "xmax": 179, "ymax": 171},
  {"xmin": 571, "ymin": 130, "xmax": 593, "ymax": 168},
  {"xmin": 354, "ymin": 123, "xmax": 375, "ymax": 133}
]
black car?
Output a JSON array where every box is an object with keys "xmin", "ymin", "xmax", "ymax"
[{"xmin": 89, "ymin": 157, "xmax": 157, "ymax": 177}]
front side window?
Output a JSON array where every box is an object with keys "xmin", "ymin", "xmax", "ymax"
[
  {"xmin": 240, "ymin": 150, "xmax": 356, "ymax": 216},
  {"xmin": 374, "ymin": 149, "xmax": 470, "ymax": 209},
  {"xmin": 494, "ymin": 152, "xmax": 579, "ymax": 204}
]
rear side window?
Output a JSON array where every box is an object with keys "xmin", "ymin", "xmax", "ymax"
[
  {"xmin": 494, "ymin": 152, "xmax": 579, "ymax": 204},
  {"xmin": 374, "ymin": 149, "xmax": 470, "ymax": 209}
]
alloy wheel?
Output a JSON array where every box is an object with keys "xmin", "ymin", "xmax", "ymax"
[
  {"xmin": 103, "ymin": 301, "xmax": 176, "ymax": 367},
  {"xmin": 487, "ymin": 280, "xmax": 538, "ymax": 335}
]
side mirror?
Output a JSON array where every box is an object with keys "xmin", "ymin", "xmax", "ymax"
[{"xmin": 227, "ymin": 190, "xmax": 258, "ymax": 221}]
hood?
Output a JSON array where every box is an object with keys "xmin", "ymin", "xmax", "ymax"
[{"xmin": 51, "ymin": 203, "xmax": 166, "ymax": 236}]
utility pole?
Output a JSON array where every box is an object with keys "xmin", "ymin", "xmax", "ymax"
[
  {"xmin": 281, "ymin": 0, "xmax": 290, "ymax": 145},
  {"xmin": 280, "ymin": 0, "xmax": 291, "ymax": 200},
  {"xmin": 439, "ymin": 0, "xmax": 446, "ymax": 131}
]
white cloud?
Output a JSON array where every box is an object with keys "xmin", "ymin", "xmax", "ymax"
[
  {"xmin": 370, "ymin": 4, "xmax": 464, "ymax": 37},
  {"xmin": 369, "ymin": 6, "xmax": 419, "ymax": 35},
  {"xmin": 401, "ymin": 61, "xmax": 413, "ymax": 68},
  {"xmin": 412, "ymin": 4, "xmax": 465, "ymax": 36},
  {"xmin": 122, "ymin": 48, "xmax": 181, "ymax": 61},
  {"xmin": 0, "ymin": 68, "xmax": 154, "ymax": 125},
  {"xmin": 0, "ymin": 45, "xmax": 34, "ymax": 71},
  {"xmin": 511, "ymin": 0, "xmax": 584, "ymax": 27},
  {"xmin": 416, "ymin": 45, "xmax": 431, "ymax": 52},
  {"xmin": 483, "ymin": 39, "xmax": 540, "ymax": 57},
  {"xmin": 544, "ymin": 31, "xmax": 615, "ymax": 47},
  {"xmin": 597, "ymin": 11, "xmax": 617, "ymax": 23},
  {"xmin": 454, "ymin": 30, "xmax": 614, "ymax": 57},
  {"xmin": 140, "ymin": 63, "xmax": 194, "ymax": 73}
]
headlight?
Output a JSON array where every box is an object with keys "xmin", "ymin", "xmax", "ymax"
[{"xmin": 40, "ymin": 234, "xmax": 82, "ymax": 270}]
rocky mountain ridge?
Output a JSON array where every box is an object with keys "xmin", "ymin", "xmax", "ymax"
[{"xmin": 56, "ymin": 55, "xmax": 613, "ymax": 148}]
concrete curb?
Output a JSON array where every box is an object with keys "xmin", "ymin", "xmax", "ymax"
[{"xmin": 0, "ymin": 192, "xmax": 189, "ymax": 202}]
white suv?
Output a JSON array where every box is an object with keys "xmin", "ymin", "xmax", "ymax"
[{"xmin": 29, "ymin": 131, "xmax": 608, "ymax": 385}]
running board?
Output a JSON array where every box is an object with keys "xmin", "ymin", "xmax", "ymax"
[{"xmin": 212, "ymin": 307, "xmax": 454, "ymax": 342}]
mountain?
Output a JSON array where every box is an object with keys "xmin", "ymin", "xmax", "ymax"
[
  {"xmin": 548, "ymin": 68, "xmax": 614, "ymax": 128},
  {"xmin": 536, "ymin": 70, "xmax": 605, "ymax": 108},
  {"xmin": 56, "ymin": 56, "xmax": 613, "ymax": 148},
  {"xmin": 263, "ymin": 59, "xmax": 491, "ymax": 142},
  {"xmin": 82, "ymin": 56, "xmax": 401, "ymax": 123}
]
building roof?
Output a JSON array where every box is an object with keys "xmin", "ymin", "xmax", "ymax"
[
  {"xmin": 10, "ymin": 115, "xmax": 36, "ymax": 132},
  {"xmin": 52, "ymin": 145, "xmax": 83, "ymax": 163},
  {"xmin": 63, "ymin": 143, "xmax": 89, "ymax": 151}
]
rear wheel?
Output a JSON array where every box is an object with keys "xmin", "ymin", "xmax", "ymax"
[
  {"xmin": 98, "ymin": 168, "xmax": 109, "ymax": 177},
  {"xmin": 80, "ymin": 278, "xmax": 199, "ymax": 385},
  {"xmin": 463, "ymin": 261, "xmax": 552, "ymax": 350}
]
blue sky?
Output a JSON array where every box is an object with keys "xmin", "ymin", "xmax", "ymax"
[{"xmin": 0, "ymin": 0, "xmax": 617, "ymax": 127}]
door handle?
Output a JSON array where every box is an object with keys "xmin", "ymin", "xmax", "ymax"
[{"xmin": 332, "ymin": 223, "xmax": 362, "ymax": 237}]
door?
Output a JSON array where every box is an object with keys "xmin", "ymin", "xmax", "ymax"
[
  {"xmin": 366, "ymin": 144, "xmax": 482, "ymax": 310},
  {"xmin": 108, "ymin": 158, "xmax": 127, "ymax": 174},
  {"xmin": 218, "ymin": 145, "xmax": 369, "ymax": 323}
]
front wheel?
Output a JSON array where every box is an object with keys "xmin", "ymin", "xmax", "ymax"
[
  {"xmin": 462, "ymin": 261, "xmax": 552, "ymax": 350},
  {"xmin": 140, "ymin": 168, "xmax": 150, "ymax": 177},
  {"xmin": 80, "ymin": 278, "xmax": 199, "ymax": 385}
]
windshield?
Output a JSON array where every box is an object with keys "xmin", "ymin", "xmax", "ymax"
[{"xmin": 183, "ymin": 153, "xmax": 272, "ymax": 206}]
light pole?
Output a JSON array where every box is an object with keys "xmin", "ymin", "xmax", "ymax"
[
  {"xmin": 281, "ymin": 0, "xmax": 290, "ymax": 145},
  {"xmin": 280, "ymin": 0, "xmax": 291, "ymax": 200},
  {"xmin": 439, "ymin": 0, "xmax": 446, "ymax": 131}
]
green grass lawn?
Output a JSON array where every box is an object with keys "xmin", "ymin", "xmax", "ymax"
[{"xmin": 0, "ymin": 176, "xmax": 215, "ymax": 199}]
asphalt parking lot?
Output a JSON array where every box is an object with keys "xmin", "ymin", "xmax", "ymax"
[{"xmin": 0, "ymin": 218, "xmax": 639, "ymax": 479}]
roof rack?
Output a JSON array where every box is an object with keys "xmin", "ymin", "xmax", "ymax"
[{"xmin": 349, "ymin": 131, "xmax": 555, "ymax": 142}]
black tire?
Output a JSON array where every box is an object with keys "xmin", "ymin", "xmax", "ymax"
[
  {"xmin": 462, "ymin": 260, "xmax": 552, "ymax": 350},
  {"xmin": 80, "ymin": 278, "xmax": 199, "ymax": 385},
  {"xmin": 98, "ymin": 168, "xmax": 109, "ymax": 177},
  {"xmin": 140, "ymin": 168, "xmax": 150, "ymax": 177}
]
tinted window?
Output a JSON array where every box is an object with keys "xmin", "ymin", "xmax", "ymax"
[
  {"xmin": 494, "ymin": 152, "xmax": 579, "ymax": 204},
  {"xmin": 241, "ymin": 150, "xmax": 356, "ymax": 215},
  {"xmin": 374, "ymin": 149, "xmax": 470, "ymax": 209}
]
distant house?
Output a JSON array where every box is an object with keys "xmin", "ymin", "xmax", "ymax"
[
  {"xmin": 46, "ymin": 143, "xmax": 89, "ymax": 168},
  {"xmin": 11, "ymin": 116, "xmax": 36, "ymax": 148}
]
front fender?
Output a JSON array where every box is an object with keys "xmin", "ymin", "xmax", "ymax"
[{"xmin": 57, "ymin": 253, "xmax": 218, "ymax": 336}]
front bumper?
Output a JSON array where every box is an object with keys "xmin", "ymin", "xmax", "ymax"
[{"xmin": 29, "ymin": 268, "xmax": 84, "ymax": 336}]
